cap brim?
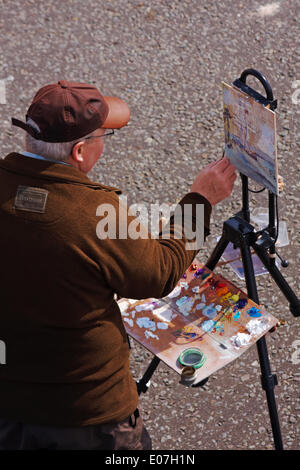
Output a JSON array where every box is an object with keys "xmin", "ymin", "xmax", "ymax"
[{"xmin": 102, "ymin": 96, "xmax": 130, "ymax": 129}]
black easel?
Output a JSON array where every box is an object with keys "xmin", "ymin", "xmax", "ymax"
[{"xmin": 135, "ymin": 69, "xmax": 300, "ymax": 450}]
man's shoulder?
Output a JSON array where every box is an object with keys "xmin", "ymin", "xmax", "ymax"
[
  {"xmin": 76, "ymin": 183, "xmax": 123, "ymax": 222},
  {"xmin": 80, "ymin": 182, "xmax": 121, "ymax": 204}
]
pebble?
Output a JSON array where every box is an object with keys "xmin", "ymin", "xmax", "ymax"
[{"xmin": 289, "ymin": 416, "xmax": 297, "ymax": 424}]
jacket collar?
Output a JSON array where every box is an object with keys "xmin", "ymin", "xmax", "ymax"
[{"xmin": 0, "ymin": 152, "xmax": 122, "ymax": 194}]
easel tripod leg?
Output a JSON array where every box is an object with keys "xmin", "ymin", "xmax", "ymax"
[
  {"xmin": 206, "ymin": 228, "xmax": 284, "ymax": 449},
  {"xmin": 253, "ymin": 245, "xmax": 300, "ymax": 317},
  {"xmin": 206, "ymin": 235, "xmax": 229, "ymax": 270},
  {"xmin": 256, "ymin": 336, "xmax": 283, "ymax": 450},
  {"xmin": 240, "ymin": 240, "xmax": 284, "ymax": 450},
  {"xmin": 137, "ymin": 356, "xmax": 161, "ymax": 395}
]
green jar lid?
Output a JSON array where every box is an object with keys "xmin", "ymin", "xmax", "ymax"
[{"xmin": 178, "ymin": 348, "xmax": 206, "ymax": 369}]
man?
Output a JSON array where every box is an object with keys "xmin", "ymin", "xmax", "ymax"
[{"xmin": 0, "ymin": 81, "xmax": 236, "ymax": 450}]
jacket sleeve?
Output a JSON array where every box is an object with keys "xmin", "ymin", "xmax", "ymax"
[{"xmin": 94, "ymin": 191, "xmax": 212, "ymax": 299}]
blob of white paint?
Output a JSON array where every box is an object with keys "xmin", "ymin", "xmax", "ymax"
[
  {"xmin": 231, "ymin": 332, "xmax": 251, "ymax": 348},
  {"xmin": 257, "ymin": 2, "xmax": 280, "ymax": 17},
  {"xmin": 201, "ymin": 319, "xmax": 216, "ymax": 332},
  {"xmin": 152, "ymin": 305, "xmax": 175, "ymax": 322},
  {"xmin": 157, "ymin": 322, "xmax": 169, "ymax": 330},
  {"xmin": 202, "ymin": 305, "xmax": 217, "ymax": 319},
  {"xmin": 176, "ymin": 296, "xmax": 188, "ymax": 307},
  {"xmin": 123, "ymin": 317, "xmax": 133, "ymax": 327},
  {"xmin": 145, "ymin": 330, "xmax": 159, "ymax": 340},
  {"xmin": 137, "ymin": 317, "xmax": 156, "ymax": 331},
  {"xmin": 166, "ymin": 285, "xmax": 181, "ymax": 298},
  {"xmin": 195, "ymin": 302, "xmax": 206, "ymax": 310},
  {"xmin": 118, "ymin": 300, "xmax": 129, "ymax": 312},
  {"xmin": 135, "ymin": 302, "xmax": 155, "ymax": 312},
  {"xmin": 178, "ymin": 297, "xmax": 194, "ymax": 316},
  {"xmin": 180, "ymin": 281, "xmax": 189, "ymax": 290},
  {"xmin": 246, "ymin": 318, "xmax": 269, "ymax": 336}
]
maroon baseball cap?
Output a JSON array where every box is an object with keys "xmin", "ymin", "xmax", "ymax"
[{"xmin": 11, "ymin": 80, "xmax": 130, "ymax": 143}]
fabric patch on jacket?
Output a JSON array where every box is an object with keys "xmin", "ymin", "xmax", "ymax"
[{"xmin": 14, "ymin": 185, "xmax": 49, "ymax": 213}]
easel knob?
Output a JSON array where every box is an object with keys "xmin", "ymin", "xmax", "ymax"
[
  {"xmin": 278, "ymin": 175, "xmax": 284, "ymax": 192},
  {"xmin": 270, "ymin": 318, "xmax": 286, "ymax": 333}
]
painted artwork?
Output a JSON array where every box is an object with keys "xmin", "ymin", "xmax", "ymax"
[
  {"xmin": 118, "ymin": 260, "xmax": 278, "ymax": 385},
  {"xmin": 222, "ymin": 81, "xmax": 279, "ymax": 195}
]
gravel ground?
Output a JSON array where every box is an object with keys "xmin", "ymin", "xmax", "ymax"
[{"xmin": 0, "ymin": 0, "xmax": 299, "ymax": 451}]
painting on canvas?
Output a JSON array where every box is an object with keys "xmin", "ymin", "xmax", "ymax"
[{"xmin": 223, "ymin": 81, "xmax": 279, "ymax": 195}]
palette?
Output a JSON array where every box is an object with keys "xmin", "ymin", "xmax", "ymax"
[{"xmin": 118, "ymin": 260, "xmax": 278, "ymax": 384}]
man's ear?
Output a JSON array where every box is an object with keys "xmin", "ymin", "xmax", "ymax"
[{"xmin": 71, "ymin": 141, "xmax": 85, "ymax": 162}]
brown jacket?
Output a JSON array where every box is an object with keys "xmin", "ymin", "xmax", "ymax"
[{"xmin": 0, "ymin": 152, "xmax": 211, "ymax": 426}]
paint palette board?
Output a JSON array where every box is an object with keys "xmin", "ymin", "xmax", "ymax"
[{"xmin": 118, "ymin": 260, "xmax": 278, "ymax": 385}]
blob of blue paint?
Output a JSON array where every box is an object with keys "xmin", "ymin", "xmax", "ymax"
[
  {"xmin": 193, "ymin": 269, "xmax": 210, "ymax": 280},
  {"xmin": 202, "ymin": 305, "xmax": 217, "ymax": 319},
  {"xmin": 247, "ymin": 307, "xmax": 262, "ymax": 318},
  {"xmin": 233, "ymin": 298, "xmax": 248, "ymax": 311},
  {"xmin": 195, "ymin": 268, "xmax": 205, "ymax": 275},
  {"xmin": 176, "ymin": 296, "xmax": 189, "ymax": 308},
  {"xmin": 233, "ymin": 311, "xmax": 241, "ymax": 321},
  {"xmin": 201, "ymin": 320, "xmax": 216, "ymax": 332}
]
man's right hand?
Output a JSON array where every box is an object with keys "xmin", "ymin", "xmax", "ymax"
[{"xmin": 191, "ymin": 157, "xmax": 237, "ymax": 206}]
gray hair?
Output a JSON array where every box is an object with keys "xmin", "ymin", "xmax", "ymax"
[{"xmin": 25, "ymin": 117, "xmax": 94, "ymax": 162}]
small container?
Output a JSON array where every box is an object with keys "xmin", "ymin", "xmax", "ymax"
[
  {"xmin": 178, "ymin": 348, "xmax": 206, "ymax": 369},
  {"xmin": 181, "ymin": 366, "xmax": 197, "ymax": 383}
]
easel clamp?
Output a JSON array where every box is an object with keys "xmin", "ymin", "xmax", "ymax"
[{"xmin": 261, "ymin": 373, "xmax": 278, "ymax": 391}]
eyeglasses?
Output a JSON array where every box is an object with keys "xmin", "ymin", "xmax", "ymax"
[{"xmin": 84, "ymin": 130, "xmax": 115, "ymax": 140}]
